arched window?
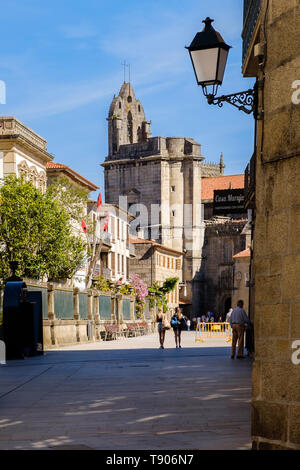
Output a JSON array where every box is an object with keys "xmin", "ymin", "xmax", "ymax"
[
  {"xmin": 127, "ymin": 111, "xmax": 133, "ymax": 144},
  {"xmin": 137, "ymin": 126, "xmax": 142, "ymax": 143},
  {"xmin": 37, "ymin": 172, "xmax": 47, "ymax": 193},
  {"xmin": 18, "ymin": 160, "xmax": 29, "ymax": 181},
  {"xmin": 127, "ymin": 96, "xmax": 132, "ymax": 103},
  {"xmin": 29, "ymin": 167, "xmax": 38, "ymax": 187}
]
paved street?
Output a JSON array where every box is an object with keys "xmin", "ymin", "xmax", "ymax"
[{"xmin": 0, "ymin": 331, "xmax": 252, "ymax": 450}]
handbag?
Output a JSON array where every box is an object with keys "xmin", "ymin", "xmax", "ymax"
[{"xmin": 162, "ymin": 316, "xmax": 171, "ymax": 330}]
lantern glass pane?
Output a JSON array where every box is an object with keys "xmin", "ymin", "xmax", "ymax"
[
  {"xmin": 217, "ymin": 48, "xmax": 229, "ymax": 84},
  {"xmin": 190, "ymin": 48, "xmax": 219, "ymax": 85}
]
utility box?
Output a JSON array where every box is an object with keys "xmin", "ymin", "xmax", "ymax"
[{"xmin": 3, "ymin": 281, "xmax": 44, "ymax": 360}]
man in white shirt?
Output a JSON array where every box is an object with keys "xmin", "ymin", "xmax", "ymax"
[
  {"xmin": 226, "ymin": 308, "xmax": 233, "ymax": 323},
  {"xmin": 230, "ymin": 300, "xmax": 249, "ymax": 359}
]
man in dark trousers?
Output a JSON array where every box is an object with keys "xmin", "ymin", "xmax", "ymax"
[{"xmin": 230, "ymin": 300, "xmax": 249, "ymax": 359}]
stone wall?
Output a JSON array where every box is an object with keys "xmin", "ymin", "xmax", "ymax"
[
  {"xmin": 247, "ymin": 0, "xmax": 300, "ymax": 450},
  {"xmin": 232, "ymin": 253, "xmax": 250, "ymax": 313},
  {"xmin": 129, "ymin": 243, "xmax": 182, "ymax": 312},
  {"xmin": 24, "ymin": 282, "xmax": 154, "ymax": 349},
  {"xmin": 197, "ymin": 219, "xmax": 249, "ymax": 317}
]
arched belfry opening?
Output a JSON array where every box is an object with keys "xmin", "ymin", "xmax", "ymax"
[{"xmin": 127, "ymin": 111, "xmax": 133, "ymax": 144}]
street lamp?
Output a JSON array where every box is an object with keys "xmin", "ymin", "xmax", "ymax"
[{"xmin": 186, "ymin": 17, "xmax": 257, "ymax": 116}]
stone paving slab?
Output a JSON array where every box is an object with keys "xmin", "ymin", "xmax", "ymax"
[{"xmin": 0, "ymin": 331, "xmax": 253, "ymax": 450}]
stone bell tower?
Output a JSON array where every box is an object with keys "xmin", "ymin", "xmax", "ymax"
[{"xmin": 107, "ymin": 82, "xmax": 152, "ymax": 156}]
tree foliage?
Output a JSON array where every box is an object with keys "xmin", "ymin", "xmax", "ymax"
[
  {"xmin": 0, "ymin": 176, "xmax": 86, "ymax": 284},
  {"xmin": 148, "ymin": 277, "xmax": 179, "ymax": 312}
]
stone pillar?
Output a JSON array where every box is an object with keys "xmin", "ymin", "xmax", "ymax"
[
  {"xmin": 87, "ymin": 289, "xmax": 95, "ymax": 342},
  {"xmin": 87, "ymin": 289, "xmax": 94, "ymax": 321},
  {"xmin": 93, "ymin": 290, "xmax": 100, "ymax": 341},
  {"xmin": 150, "ymin": 303, "xmax": 156, "ymax": 330},
  {"xmin": 130, "ymin": 295, "xmax": 135, "ymax": 321},
  {"xmin": 111, "ymin": 294, "xmax": 116, "ymax": 323},
  {"xmin": 47, "ymin": 283, "xmax": 55, "ymax": 320},
  {"xmin": 116, "ymin": 293, "xmax": 123, "ymax": 326}
]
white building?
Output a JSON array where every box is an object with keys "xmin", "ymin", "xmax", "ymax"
[
  {"xmin": 0, "ymin": 116, "xmax": 52, "ymax": 190},
  {"xmin": 87, "ymin": 202, "xmax": 135, "ymax": 282}
]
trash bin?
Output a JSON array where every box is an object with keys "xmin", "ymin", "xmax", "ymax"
[{"xmin": 3, "ymin": 281, "xmax": 44, "ymax": 359}]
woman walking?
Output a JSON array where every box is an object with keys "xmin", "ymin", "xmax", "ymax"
[
  {"xmin": 156, "ymin": 307, "xmax": 167, "ymax": 349},
  {"xmin": 171, "ymin": 307, "xmax": 185, "ymax": 348}
]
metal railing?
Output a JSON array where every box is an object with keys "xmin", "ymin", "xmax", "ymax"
[
  {"xmin": 242, "ymin": 0, "xmax": 261, "ymax": 63},
  {"xmin": 195, "ymin": 323, "xmax": 232, "ymax": 343}
]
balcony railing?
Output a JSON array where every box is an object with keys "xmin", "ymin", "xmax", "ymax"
[{"xmin": 242, "ymin": 0, "xmax": 261, "ymax": 63}]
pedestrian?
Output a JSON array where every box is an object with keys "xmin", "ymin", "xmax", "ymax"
[
  {"xmin": 201, "ymin": 314, "xmax": 206, "ymax": 323},
  {"xmin": 230, "ymin": 300, "xmax": 249, "ymax": 359},
  {"xmin": 156, "ymin": 307, "xmax": 167, "ymax": 349},
  {"xmin": 217, "ymin": 315, "xmax": 223, "ymax": 323},
  {"xmin": 226, "ymin": 308, "xmax": 233, "ymax": 323},
  {"xmin": 186, "ymin": 319, "xmax": 191, "ymax": 331},
  {"xmin": 171, "ymin": 307, "xmax": 185, "ymax": 348}
]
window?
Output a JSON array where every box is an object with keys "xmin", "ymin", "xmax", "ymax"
[
  {"xmin": 171, "ymin": 186, "xmax": 175, "ymax": 192},
  {"xmin": 111, "ymin": 252, "xmax": 116, "ymax": 276},
  {"xmin": 171, "ymin": 210, "xmax": 176, "ymax": 217},
  {"xmin": 127, "ymin": 111, "xmax": 133, "ymax": 143},
  {"xmin": 176, "ymin": 259, "xmax": 181, "ymax": 270},
  {"xmin": 117, "ymin": 218, "xmax": 120, "ymax": 239},
  {"xmin": 138, "ymin": 105, "xmax": 141, "ymax": 112},
  {"xmin": 111, "ymin": 217, "xmax": 116, "ymax": 241}
]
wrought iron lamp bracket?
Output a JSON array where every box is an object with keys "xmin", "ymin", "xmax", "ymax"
[{"xmin": 205, "ymin": 87, "xmax": 257, "ymax": 116}]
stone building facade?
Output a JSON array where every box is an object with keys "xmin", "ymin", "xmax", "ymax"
[
  {"xmin": 232, "ymin": 248, "xmax": 251, "ymax": 313},
  {"xmin": 129, "ymin": 237, "xmax": 183, "ymax": 312},
  {"xmin": 0, "ymin": 116, "xmax": 51, "ymax": 191},
  {"xmin": 198, "ymin": 218, "xmax": 250, "ymax": 318},
  {"xmin": 87, "ymin": 202, "xmax": 135, "ymax": 283},
  {"xmin": 102, "ymin": 82, "xmax": 224, "ymax": 314},
  {"xmin": 201, "ymin": 173, "xmax": 245, "ymax": 220},
  {"xmin": 243, "ymin": 0, "xmax": 300, "ymax": 450}
]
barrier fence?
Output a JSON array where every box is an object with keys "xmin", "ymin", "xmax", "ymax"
[{"xmin": 195, "ymin": 322, "xmax": 232, "ymax": 343}]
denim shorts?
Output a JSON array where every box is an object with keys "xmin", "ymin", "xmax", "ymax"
[{"xmin": 157, "ymin": 322, "xmax": 163, "ymax": 332}]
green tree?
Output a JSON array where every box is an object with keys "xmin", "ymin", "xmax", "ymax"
[
  {"xmin": 148, "ymin": 277, "xmax": 179, "ymax": 313},
  {"xmin": 46, "ymin": 176, "xmax": 101, "ymax": 288},
  {"xmin": 0, "ymin": 176, "xmax": 86, "ymax": 284}
]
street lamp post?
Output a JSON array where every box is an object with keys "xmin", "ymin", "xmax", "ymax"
[{"xmin": 186, "ymin": 17, "xmax": 257, "ymax": 116}]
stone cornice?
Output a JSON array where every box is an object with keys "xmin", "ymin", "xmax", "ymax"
[
  {"xmin": 102, "ymin": 155, "xmax": 204, "ymax": 167},
  {"xmin": 0, "ymin": 117, "xmax": 47, "ymax": 149},
  {"xmin": 0, "ymin": 135, "xmax": 53, "ymax": 163}
]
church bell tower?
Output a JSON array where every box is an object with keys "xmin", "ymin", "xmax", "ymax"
[{"xmin": 107, "ymin": 82, "xmax": 152, "ymax": 156}]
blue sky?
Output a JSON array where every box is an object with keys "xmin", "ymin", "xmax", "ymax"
[{"xmin": 0, "ymin": 0, "xmax": 254, "ymax": 197}]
